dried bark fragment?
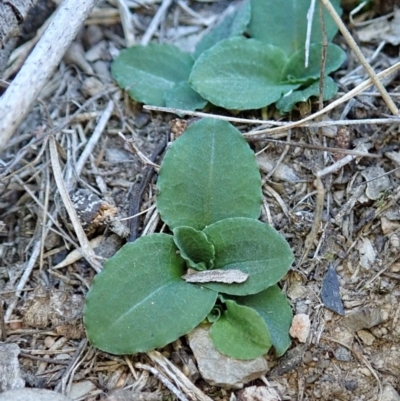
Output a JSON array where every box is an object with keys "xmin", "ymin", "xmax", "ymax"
[{"xmin": 0, "ymin": 0, "xmax": 36, "ymax": 48}]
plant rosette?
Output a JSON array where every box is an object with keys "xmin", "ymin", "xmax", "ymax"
[
  {"xmin": 84, "ymin": 118, "xmax": 294, "ymax": 360},
  {"xmin": 111, "ymin": 0, "xmax": 345, "ymax": 113}
]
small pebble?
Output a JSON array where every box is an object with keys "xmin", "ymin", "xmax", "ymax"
[
  {"xmin": 44, "ymin": 336, "xmax": 55, "ymax": 349},
  {"xmin": 289, "ymin": 313, "xmax": 310, "ymax": 343},
  {"xmin": 334, "ymin": 346, "xmax": 351, "ymax": 362},
  {"xmin": 357, "ymin": 329, "xmax": 375, "ymax": 346}
]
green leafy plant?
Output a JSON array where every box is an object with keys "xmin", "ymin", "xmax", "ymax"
[
  {"xmin": 111, "ymin": 0, "xmax": 346, "ymax": 113},
  {"xmin": 84, "ymin": 118, "xmax": 294, "ymax": 359}
]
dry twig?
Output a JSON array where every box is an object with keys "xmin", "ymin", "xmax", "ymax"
[{"xmin": 0, "ymin": 0, "xmax": 99, "ymax": 152}]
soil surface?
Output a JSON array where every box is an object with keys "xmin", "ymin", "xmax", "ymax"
[{"xmin": 1, "ymin": 1, "xmax": 400, "ymax": 400}]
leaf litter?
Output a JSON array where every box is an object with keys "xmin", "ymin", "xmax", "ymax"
[{"xmin": 1, "ymin": 0, "xmax": 400, "ymax": 400}]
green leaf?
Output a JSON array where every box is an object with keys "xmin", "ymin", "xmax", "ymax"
[
  {"xmin": 190, "ymin": 37, "xmax": 299, "ymax": 110},
  {"xmin": 282, "ymin": 43, "xmax": 346, "ymax": 83},
  {"xmin": 202, "ymin": 218, "xmax": 294, "ymax": 296},
  {"xmin": 84, "ymin": 234, "xmax": 217, "ymax": 355},
  {"xmin": 111, "ymin": 44, "xmax": 194, "ymax": 106},
  {"xmin": 165, "ymin": 81, "xmax": 207, "ymax": 111},
  {"xmin": 173, "ymin": 226, "xmax": 215, "ymax": 270},
  {"xmin": 207, "ymin": 305, "xmax": 223, "ymax": 323},
  {"xmin": 194, "ymin": 1, "xmax": 251, "ymax": 58},
  {"xmin": 232, "ymin": 285, "xmax": 292, "ymax": 356},
  {"xmin": 157, "ymin": 118, "xmax": 262, "ymax": 230},
  {"xmin": 276, "ymin": 76, "xmax": 338, "ymax": 113},
  {"xmin": 210, "ymin": 299, "xmax": 271, "ymax": 360},
  {"xmin": 248, "ymin": 0, "xmax": 342, "ymax": 56}
]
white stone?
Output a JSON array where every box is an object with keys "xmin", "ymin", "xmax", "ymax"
[
  {"xmin": 289, "ymin": 314, "xmax": 310, "ymax": 343},
  {"xmin": 187, "ymin": 326, "xmax": 268, "ymax": 389}
]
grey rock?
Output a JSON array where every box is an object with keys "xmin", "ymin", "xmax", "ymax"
[
  {"xmin": 361, "ymin": 166, "xmax": 391, "ymax": 200},
  {"xmin": 344, "ymin": 308, "xmax": 385, "ymax": 331},
  {"xmin": 321, "ymin": 266, "xmax": 344, "ymax": 316},
  {"xmin": 381, "ymin": 384, "xmax": 400, "ymax": 401},
  {"xmin": 105, "ymin": 389, "xmax": 161, "ymax": 401},
  {"xmin": 0, "ymin": 388, "xmax": 71, "ymax": 401},
  {"xmin": 69, "ymin": 380, "xmax": 96, "ymax": 400},
  {"xmin": 333, "ymin": 346, "xmax": 351, "ymax": 362},
  {"xmin": 0, "ymin": 343, "xmax": 24, "ymax": 391},
  {"xmin": 187, "ymin": 326, "xmax": 268, "ymax": 389}
]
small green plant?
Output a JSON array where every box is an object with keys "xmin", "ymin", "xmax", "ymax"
[
  {"xmin": 84, "ymin": 118, "xmax": 294, "ymax": 359},
  {"xmin": 111, "ymin": 0, "xmax": 346, "ymax": 113}
]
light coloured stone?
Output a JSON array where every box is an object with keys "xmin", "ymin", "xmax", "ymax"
[
  {"xmin": 289, "ymin": 314, "xmax": 310, "ymax": 343},
  {"xmin": 187, "ymin": 326, "xmax": 268, "ymax": 389},
  {"xmin": 382, "ymin": 384, "xmax": 400, "ymax": 401},
  {"xmin": 0, "ymin": 343, "xmax": 24, "ymax": 391},
  {"xmin": 357, "ymin": 330, "xmax": 375, "ymax": 346},
  {"xmin": 0, "ymin": 388, "xmax": 71, "ymax": 401},
  {"xmin": 69, "ymin": 380, "xmax": 96, "ymax": 400}
]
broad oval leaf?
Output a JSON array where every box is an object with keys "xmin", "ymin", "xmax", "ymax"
[
  {"xmin": 232, "ymin": 285, "xmax": 292, "ymax": 356},
  {"xmin": 84, "ymin": 234, "xmax": 217, "ymax": 355},
  {"xmin": 276, "ymin": 76, "xmax": 338, "ymax": 113},
  {"xmin": 194, "ymin": 0, "xmax": 251, "ymax": 58},
  {"xmin": 157, "ymin": 118, "xmax": 262, "ymax": 230},
  {"xmin": 202, "ymin": 217, "xmax": 294, "ymax": 296},
  {"xmin": 210, "ymin": 299, "xmax": 271, "ymax": 360},
  {"xmin": 190, "ymin": 37, "xmax": 299, "ymax": 110},
  {"xmin": 282, "ymin": 43, "xmax": 346, "ymax": 83},
  {"xmin": 248, "ymin": 0, "xmax": 342, "ymax": 56},
  {"xmin": 111, "ymin": 44, "xmax": 194, "ymax": 106},
  {"xmin": 165, "ymin": 81, "xmax": 208, "ymax": 111},
  {"xmin": 173, "ymin": 226, "xmax": 215, "ymax": 270}
]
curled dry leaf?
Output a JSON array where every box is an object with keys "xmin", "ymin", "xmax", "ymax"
[{"xmin": 182, "ymin": 269, "xmax": 249, "ymax": 284}]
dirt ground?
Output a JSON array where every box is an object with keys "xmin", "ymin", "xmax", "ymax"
[{"xmin": 1, "ymin": 0, "xmax": 400, "ymax": 400}]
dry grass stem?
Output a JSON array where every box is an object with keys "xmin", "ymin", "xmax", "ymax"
[
  {"xmin": 320, "ymin": 0, "xmax": 398, "ymax": 115},
  {"xmin": 49, "ymin": 135, "xmax": 102, "ymax": 273}
]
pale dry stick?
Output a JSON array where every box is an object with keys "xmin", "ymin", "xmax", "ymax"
[
  {"xmin": 53, "ymin": 235, "xmax": 104, "ymax": 269},
  {"xmin": 142, "ymin": 209, "xmax": 160, "ymax": 236},
  {"xmin": 11, "ymin": 174, "xmax": 81, "ymax": 251},
  {"xmin": 320, "ymin": 0, "xmax": 399, "ymax": 116},
  {"xmin": 305, "ymin": 0, "xmax": 317, "ymax": 68},
  {"xmin": 119, "ymin": 132, "xmax": 161, "ymax": 169},
  {"xmin": 349, "ymin": 1, "xmax": 391, "ymax": 27},
  {"xmin": 264, "ymin": 184, "xmax": 289, "ymax": 217},
  {"xmin": 89, "ymin": 156, "xmax": 108, "ymax": 195},
  {"xmin": 115, "ymin": 0, "xmax": 135, "ymax": 46},
  {"xmin": 4, "ymin": 236, "xmax": 42, "ymax": 322},
  {"xmin": 339, "ymin": 40, "xmax": 386, "ymax": 84},
  {"xmin": 176, "ymin": 0, "xmax": 214, "ymax": 25},
  {"xmin": 135, "ymin": 362, "xmax": 190, "ymax": 401},
  {"xmin": 124, "ymin": 355, "xmax": 139, "ymax": 381},
  {"xmin": 119, "ymin": 204, "xmax": 156, "ymax": 221},
  {"xmin": 144, "ymin": 104, "xmax": 284, "ymax": 125},
  {"xmin": 1, "ymin": 135, "xmax": 48, "ymax": 180},
  {"xmin": 147, "ymin": 350, "xmax": 214, "ymax": 401},
  {"xmin": 39, "ymin": 162, "xmax": 51, "ymax": 270},
  {"xmin": 75, "ymin": 100, "xmax": 114, "ymax": 178},
  {"xmin": 144, "ymin": 109, "xmax": 400, "ymax": 131},
  {"xmin": 0, "ymin": 0, "xmax": 99, "ymax": 152},
  {"xmin": 141, "ymin": 0, "xmax": 174, "ymax": 45},
  {"xmin": 258, "ymin": 138, "xmax": 378, "ymax": 158},
  {"xmin": 59, "ymin": 339, "xmax": 88, "ymax": 396},
  {"xmin": 49, "ymin": 135, "xmax": 102, "ymax": 273},
  {"xmin": 260, "ymin": 131, "xmax": 292, "ymax": 184}
]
